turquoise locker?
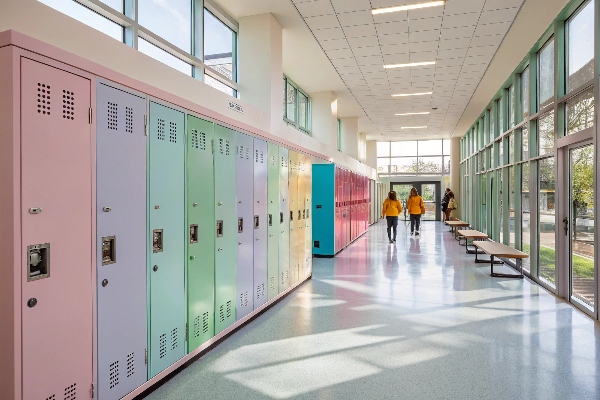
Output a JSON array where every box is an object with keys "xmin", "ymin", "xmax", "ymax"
[
  {"xmin": 214, "ymin": 125, "xmax": 237, "ymax": 333},
  {"xmin": 186, "ymin": 115, "xmax": 215, "ymax": 352},
  {"xmin": 148, "ymin": 101, "xmax": 186, "ymax": 378},
  {"xmin": 236, "ymin": 133, "xmax": 254, "ymax": 320},
  {"xmin": 288, "ymin": 151, "xmax": 299, "ymax": 286},
  {"xmin": 279, "ymin": 147, "xmax": 290, "ymax": 292},
  {"xmin": 267, "ymin": 143, "xmax": 280, "ymax": 300}
]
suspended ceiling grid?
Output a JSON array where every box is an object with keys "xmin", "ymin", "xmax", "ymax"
[{"xmin": 291, "ymin": 0, "xmax": 526, "ymax": 140}]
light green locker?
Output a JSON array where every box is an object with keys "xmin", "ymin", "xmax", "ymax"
[
  {"xmin": 279, "ymin": 147, "xmax": 290, "ymax": 292},
  {"xmin": 267, "ymin": 142, "xmax": 280, "ymax": 300},
  {"xmin": 214, "ymin": 125, "xmax": 237, "ymax": 333},
  {"xmin": 186, "ymin": 115, "xmax": 215, "ymax": 352},
  {"xmin": 288, "ymin": 151, "xmax": 299, "ymax": 286}
]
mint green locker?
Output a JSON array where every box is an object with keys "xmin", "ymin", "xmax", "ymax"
[
  {"xmin": 148, "ymin": 101, "xmax": 186, "ymax": 378},
  {"xmin": 288, "ymin": 151, "xmax": 299, "ymax": 286},
  {"xmin": 267, "ymin": 143, "xmax": 280, "ymax": 300},
  {"xmin": 214, "ymin": 125, "xmax": 237, "ymax": 333},
  {"xmin": 279, "ymin": 147, "xmax": 290, "ymax": 292},
  {"xmin": 186, "ymin": 115, "xmax": 215, "ymax": 352}
]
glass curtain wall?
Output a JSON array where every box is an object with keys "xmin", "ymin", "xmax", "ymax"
[
  {"xmin": 459, "ymin": 0, "xmax": 596, "ymax": 316},
  {"xmin": 377, "ymin": 140, "xmax": 451, "ymax": 176}
]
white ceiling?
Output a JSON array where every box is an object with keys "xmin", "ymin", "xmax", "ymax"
[
  {"xmin": 292, "ymin": 0, "xmax": 525, "ymax": 141},
  {"xmin": 216, "ymin": 0, "xmax": 526, "ymax": 141}
]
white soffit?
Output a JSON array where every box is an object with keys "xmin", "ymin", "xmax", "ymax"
[{"xmin": 292, "ymin": 0, "xmax": 526, "ymax": 141}]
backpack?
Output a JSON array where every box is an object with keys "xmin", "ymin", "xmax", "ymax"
[{"xmin": 448, "ymin": 198, "xmax": 457, "ymax": 210}]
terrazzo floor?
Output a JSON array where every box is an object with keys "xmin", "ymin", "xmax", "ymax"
[{"xmin": 141, "ymin": 220, "xmax": 600, "ymax": 400}]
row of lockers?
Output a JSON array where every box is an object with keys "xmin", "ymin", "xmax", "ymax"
[
  {"xmin": 2, "ymin": 57, "xmax": 312, "ymax": 400},
  {"xmin": 312, "ymin": 164, "xmax": 371, "ymax": 256}
]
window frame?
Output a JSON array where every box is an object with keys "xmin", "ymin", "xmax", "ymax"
[{"xmin": 283, "ymin": 75, "xmax": 312, "ymax": 135}]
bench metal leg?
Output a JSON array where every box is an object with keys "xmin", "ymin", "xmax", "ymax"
[
  {"xmin": 491, "ymin": 256, "xmax": 524, "ymax": 279},
  {"xmin": 474, "ymin": 247, "xmax": 503, "ymax": 264},
  {"xmin": 466, "ymin": 239, "xmax": 486, "ymax": 254}
]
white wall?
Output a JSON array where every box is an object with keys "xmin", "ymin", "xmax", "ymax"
[
  {"xmin": 340, "ymin": 117, "xmax": 358, "ymax": 160},
  {"xmin": 310, "ymin": 91, "xmax": 337, "ymax": 149},
  {"xmin": 366, "ymin": 140, "xmax": 377, "ymax": 170},
  {"xmin": 0, "ymin": 0, "xmax": 376, "ymax": 178}
]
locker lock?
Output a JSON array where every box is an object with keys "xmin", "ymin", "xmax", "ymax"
[
  {"xmin": 102, "ymin": 206, "xmax": 112, "ymax": 212},
  {"xmin": 153, "ymin": 230, "xmax": 163, "ymax": 253},
  {"xmin": 190, "ymin": 255, "xmax": 196, "ymax": 260},
  {"xmin": 193, "ymin": 203, "xmax": 198, "ymax": 207},
  {"xmin": 29, "ymin": 207, "xmax": 42, "ymax": 214},
  {"xmin": 218, "ymin": 202, "xmax": 223, "ymax": 206},
  {"xmin": 155, "ymin": 205, "xmax": 161, "ymax": 209},
  {"xmin": 153, "ymin": 265, "xmax": 158, "ymax": 272},
  {"xmin": 27, "ymin": 298, "xmax": 37, "ymax": 308},
  {"xmin": 101, "ymin": 236, "xmax": 116, "ymax": 266},
  {"xmin": 28, "ymin": 244, "xmax": 50, "ymax": 282},
  {"xmin": 102, "ymin": 279, "xmax": 108, "ymax": 287}
]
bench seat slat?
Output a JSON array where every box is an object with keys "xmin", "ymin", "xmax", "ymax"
[{"xmin": 474, "ymin": 241, "xmax": 529, "ymax": 259}]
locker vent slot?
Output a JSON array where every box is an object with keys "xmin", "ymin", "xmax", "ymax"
[
  {"xmin": 225, "ymin": 140, "xmax": 230, "ymax": 156},
  {"xmin": 62, "ymin": 90, "xmax": 75, "ymax": 120},
  {"xmin": 219, "ymin": 304, "xmax": 225, "ymax": 322},
  {"xmin": 240, "ymin": 291, "xmax": 249, "ymax": 308},
  {"xmin": 192, "ymin": 130, "xmax": 199, "ymax": 149},
  {"xmin": 226, "ymin": 300, "xmax": 232, "ymax": 318},
  {"xmin": 199, "ymin": 131, "xmax": 206, "ymax": 150},
  {"xmin": 157, "ymin": 119, "xmax": 166, "ymax": 140},
  {"xmin": 159, "ymin": 333, "xmax": 167, "ymax": 358},
  {"xmin": 191, "ymin": 129, "xmax": 206, "ymax": 150},
  {"xmin": 109, "ymin": 361, "xmax": 119, "ymax": 389},
  {"xmin": 193, "ymin": 315, "xmax": 201, "ymax": 338},
  {"xmin": 171, "ymin": 328, "xmax": 178, "ymax": 350},
  {"xmin": 246, "ymin": 147, "xmax": 250, "ymax": 160},
  {"xmin": 37, "ymin": 83, "xmax": 51, "ymax": 115},
  {"xmin": 107, "ymin": 102, "xmax": 118, "ymax": 130},
  {"xmin": 45, "ymin": 396, "xmax": 56, "ymax": 400},
  {"xmin": 202, "ymin": 312, "xmax": 209, "ymax": 333},
  {"xmin": 270, "ymin": 154, "xmax": 276, "ymax": 165},
  {"xmin": 255, "ymin": 150, "xmax": 259, "ymax": 162},
  {"xmin": 270, "ymin": 277, "xmax": 276, "ymax": 291},
  {"xmin": 238, "ymin": 145, "xmax": 244, "ymax": 159},
  {"xmin": 63, "ymin": 383, "xmax": 76, "ymax": 400},
  {"xmin": 219, "ymin": 139, "xmax": 224, "ymax": 154},
  {"xmin": 127, "ymin": 352, "xmax": 135, "ymax": 377},
  {"xmin": 169, "ymin": 122, "xmax": 177, "ymax": 143},
  {"xmin": 126, "ymin": 107, "xmax": 133, "ymax": 133},
  {"xmin": 256, "ymin": 283, "xmax": 265, "ymax": 299}
]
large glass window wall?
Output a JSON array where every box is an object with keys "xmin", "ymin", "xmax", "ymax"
[
  {"xmin": 377, "ymin": 140, "xmax": 450, "ymax": 176},
  {"xmin": 459, "ymin": 0, "xmax": 597, "ymax": 318},
  {"xmin": 38, "ymin": 0, "xmax": 239, "ymax": 96}
]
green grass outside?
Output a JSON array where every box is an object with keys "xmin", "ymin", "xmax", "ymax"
[{"xmin": 522, "ymin": 242, "xmax": 594, "ymax": 279}]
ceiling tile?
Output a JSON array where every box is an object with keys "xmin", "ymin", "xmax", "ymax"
[
  {"xmin": 474, "ymin": 21, "xmax": 512, "ymax": 36},
  {"xmin": 479, "ymin": 7, "xmax": 520, "ymax": 25},
  {"xmin": 408, "ymin": 29, "xmax": 441, "ymax": 42},
  {"xmin": 444, "ymin": 0, "xmax": 486, "ymax": 15},
  {"xmin": 313, "ymin": 27, "xmax": 346, "ymax": 41},
  {"xmin": 320, "ymin": 38, "xmax": 350, "ymax": 50},
  {"xmin": 440, "ymin": 25, "xmax": 477, "ymax": 40},
  {"xmin": 337, "ymin": 10, "xmax": 374, "ymax": 27},
  {"xmin": 343, "ymin": 24, "xmax": 378, "ymax": 38},
  {"xmin": 378, "ymin": 32, "xmax": 409, "ymax": 45},
  {"xmin": 352, "ymin": 46, "xmax": 383, "ymax": 57},
  {"xmin": 295, "ymin": 0, "xmax": 335, "ymax": 18},
  {"xmin": 304, "ymin": 14, "xmax": 340, "ymax": 30},
  {"xmin": 330, "ymin": 0, "xmax": 372, "ymax": 13},
  {"xmin": 347, "ymin": 35, "xmax": 380, "ymax": 48},
  {"xmin": 442, "ymin": 12, "xmax": 481, "ymax": 29},
  {"xmin": 325, "ymin": 48, "xmax": 355, "ymax": 59}
]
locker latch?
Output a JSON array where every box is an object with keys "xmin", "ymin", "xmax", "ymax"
[
  {"xmin": 238, "ymin": 218, "xmax": 244, "ymax": 233},
  {"xmin": 190, "ymin": 224, "xmax": 198, "ymax": 244},
  {"xmin": 153, "ymin": 229, "xmax": 163, "ymax": 253},
  {"xmin": 254, "ymin": 216, "xmax": 259, "ymax": 229},
  {"xmin": 280, "ymin": 212, "xmax": 283, "ymax": 224},
  {"xmin": 216, "ymin": 220, "xmax": 223, "ymax": 237},
  {"xmin": 306, "ymin": 209, "xmax": 310, "ymax": 219},
  {"xmin": 298, "ymin": 210, "xmax": 302, "ymax": 220},
  {"xmin": 101, "ymin": 236, "xmax": 116, "ymax": 265},
  {"xmin": 303, "ymin": 210, "xmax": 306, "ymax": 220},
  {"xmin": 28, "ymin": 243, "xmax": 50, "ymax": 281},
  {"xmin": 290, "ymin": 211, "xmax": 294, "ymax": 221},
  {"xmin": 268, "ymin": 214, "xmax": 273, "ymax": 226}
]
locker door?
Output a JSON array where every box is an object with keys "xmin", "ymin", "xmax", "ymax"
[
  {"xmin": 186, "ymin": 115, "xmax": 215, "ymax": 352},
  {"xmin": 279, "ymin": 148, "xmax": 290, "ymax": 292},
  {"xmin": 253, "ymin": 138, "xmax": 268, "ymax": 309},
  {"xmin": 214, "ymin": 125, "xmax": 237, "ymax": 333},
  {"xmin": 267, "ymin": 143, "xmax": 280, "ymax": 300},
  {"xmin": 304, "ymin": 159, "xmax": 312, "ymax": 279},
  {"xmin": 21, "ymin": 58, "xmax": 93, "ymax": 400},
  {"xmin": 236, "ymin": 133, "xmax": 254, "ymax": 320},
  {"xmin": 288, "ymin": 151, "xmax": 299, "ymax": 286},
  {"xmin": 296, "ymin": 154, "xmax": 306, "ymax": 281},
  {"xmin": 334, "ymin": 167, "xmax": 341, "ymax": 253},
  {"xmin": 97, "ymin": 82, "xmax": 147, "ymax": 400},
  {"xmin": 148, "ymin": 101, "xmax": 186, "ymax": 378}
]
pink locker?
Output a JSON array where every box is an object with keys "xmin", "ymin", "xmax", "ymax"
[{"xmin": 0, "ymin": 46, "xmax": 94, "ymax": 400}]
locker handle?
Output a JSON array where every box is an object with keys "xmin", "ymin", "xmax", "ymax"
[
  {"xmin": 280, "ymin": 212, "xmax": 284, "ymax": 224},
  {"xmin": 254, "ymin": 215, "xmax": 260, "ymax": 229},
  {"xmin": 268, "ymin": 214, "xmax": 273, "ymax": 226},
  {"xmin": 238, "ymin": 218, "xmax": 244, "ymax": 233},
  {"xmin": 217, "ymin": 221, "xmax": 223, "ymax": 237}
]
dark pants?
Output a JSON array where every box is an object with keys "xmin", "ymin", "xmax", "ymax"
[
  {"xmin": 386, "ymin": 216, "xmax": 398, "ymax": 240},
  {"xmin": 410, "ymin": 214, "xmax": 421, "ymax": 233}
]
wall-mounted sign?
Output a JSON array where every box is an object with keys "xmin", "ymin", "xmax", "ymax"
[{"xmin": 228, "ymin": 101, "xmax": 243, "ymax": 114}]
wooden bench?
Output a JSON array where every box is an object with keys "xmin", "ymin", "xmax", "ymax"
[
  {"xmin": 456, "ymin": 230, "xmax": 489, "ymax": 254},
  {"xmin": 473, "ymin": 241, "xmax": 529, "ymax": 278},
  {"xmin": 446, "ymin": 220, "xmax": 470, "ymax": 240}
]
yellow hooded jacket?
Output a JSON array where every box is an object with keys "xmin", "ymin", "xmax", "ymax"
[
  {"xmin": 382, "ymin": 198, "xmax": 402, "ymax": 217},
  {"xmin": 406, "ymin": 195, "xmax": 426, "ymax": 215}
]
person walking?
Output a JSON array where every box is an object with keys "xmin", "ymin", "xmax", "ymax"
[
  {"xmin": 407, "ymin": 187, "xmax": 426, "ymax": 236},
  {"xmin": 382, "ymin": 191, "xmax": 402, "ymax": 243},
  {"xmin": 441, "ymin": 188, "xmax": 451, "ymax": 222},
  {"xmin": 446, "ymin": 190, "xmax": 457, "ymax": 221}
]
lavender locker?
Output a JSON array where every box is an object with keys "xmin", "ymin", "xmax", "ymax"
[
  {"xmin": 253, "ymin": 138, "xmax": 268, "ymax": 309},
  {"xmin": 96, "ymin": 81, "xmax": 148, "ymax": 400}
]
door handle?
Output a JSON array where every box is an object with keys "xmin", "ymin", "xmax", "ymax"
[{"xmin": 563, "ymin": 217, "xmax": 568, "ymax": 236}]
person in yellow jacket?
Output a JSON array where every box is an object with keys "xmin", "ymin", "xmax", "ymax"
[
  {"xmin": 407, "ymin": 187, "xmax": 426, "ymax": 236},
  {"xmin": 382, "ymin": 191, "xmax": 402, "ymax": 243}
]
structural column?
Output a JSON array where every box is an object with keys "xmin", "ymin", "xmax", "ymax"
[
  {"xmin": 340, "ymin": 117, "xmax": 359, "ymax": 160},
  {"xmin": 449, "ymin": 137, "xmax": 461, "ymax": 217},
  {"xmin": 311, "ymin": 92, "xmax": 338, "ymax": 149}
]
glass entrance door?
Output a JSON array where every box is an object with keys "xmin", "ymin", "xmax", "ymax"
[
  {"xmin": 391, "ymin": 182, "xmax": 441, "ymax": 221},
  {"xmin": 568, "ymin": 144, "xmax": 595, "ymax": 311}
]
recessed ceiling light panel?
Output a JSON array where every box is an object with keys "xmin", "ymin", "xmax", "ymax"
[
  {"xmin": 372, "ymin": 1, "xmax": 446, "ymax": 15},
  {"xmin": 401, "ymin": 126, "xmax": 428, "ymax": 129},
  {"xmin": 384, "ymin": 61, "xmax": 436, "ymax": 69},
  {"xmin": 392, "ymin": 92, "xmax": 433, "ymax": 97},
  {"xmin": 395, "ymin": 112, "xmax": 431, "ymax": 116}
]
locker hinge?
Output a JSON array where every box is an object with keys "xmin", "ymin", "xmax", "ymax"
[
  {"xmin": 211, "ymin": 139, "xmax": 214, "ymax": 154},
  {"xmin": 145, "ymin": 348, "xmax": 148, "ymax": 364},
  {"xmin": 88, "ymin": 108, "xmax": 92, "ymax": 124},
  {"xmin": 144, "ymin": 115, "xmax": 148, "ymax": 136},
  {"xmin": 185, "ymin": 323, "xmax": 188, "ymax": 341},
  {"xmin": 91, "ymin": 383, "xmax": 94, "ymax": 399}
]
